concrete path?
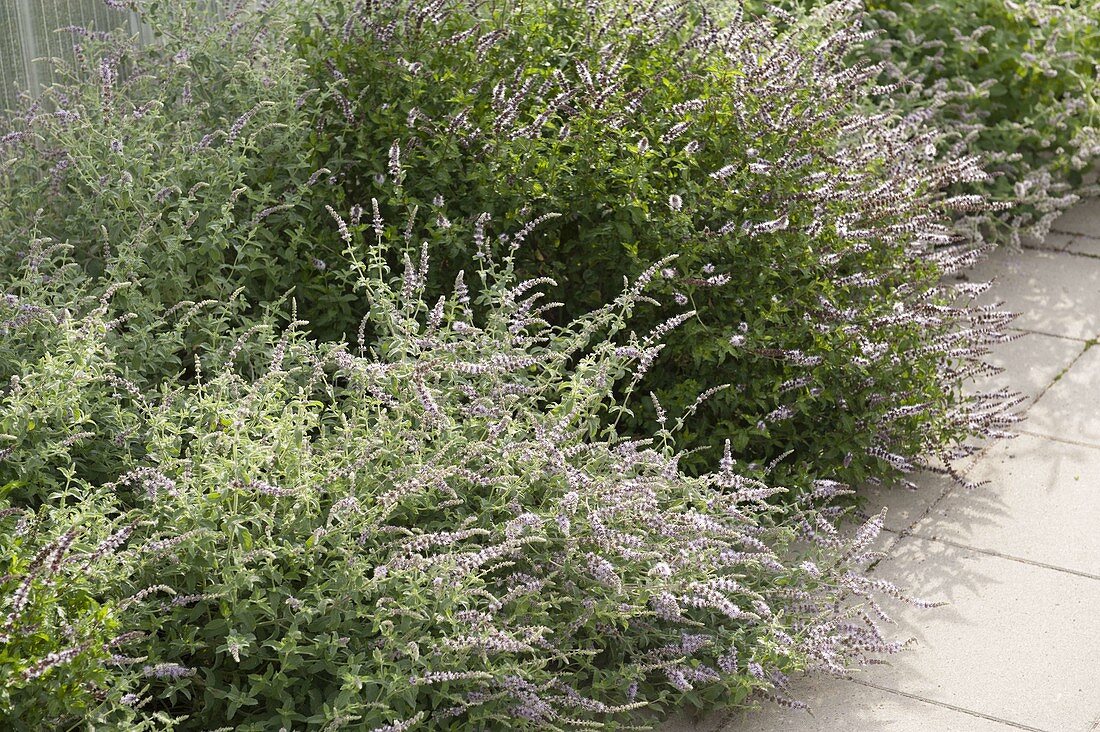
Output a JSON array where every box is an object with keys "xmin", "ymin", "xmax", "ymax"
[{"xmin": 667, "ymin": 197, "xmax": 1100, "ymax": 732}]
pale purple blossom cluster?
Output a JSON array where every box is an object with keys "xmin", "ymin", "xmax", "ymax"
[{"xmin": 142, "ymin": 662, "xmax": 195, "ymax": 680}]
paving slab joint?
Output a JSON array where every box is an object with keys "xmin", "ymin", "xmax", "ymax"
[
  {"xmin": 1013, "ymin": 428, "xmax": 1100, "ymax": 452},
  {"xmin": 866, "ymin": 438, "xmax": 1003, "ymax": 571},
  {"xmin": 1051, "ymin": 227, "xmax": 1100, "ymax": 242},
  {"xmin": 846, "ymin": 679, "xmax": 1052, "ymax": 732},
  {"xmin": 1030, "ymin": 341, "xmax": 1091, "ymax": 406},
  {"xmin": 1021, "ymin": 242, "xmax": 1069, "ymax": 253},
  {"xmin": 1009, "ymin": 326, "xmax": 1090, "ymax": 343},
  {"xmin": 867, "ymin": 478, "xmax": 955, "ymax": 566},
  {"xmin": 903, "ymin": 529, "xmax": 1100, "ymax": 581},
  {"xmin": 1062, "ymin": 248, "xmax": 1100, "ymax": 262}
]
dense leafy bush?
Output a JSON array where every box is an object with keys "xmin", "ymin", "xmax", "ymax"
[
  {"xmin": 0, "ymin": 1, "xmax": 357, "ymax": 366},
  {"xmin": 0, "ymin": 0, "xmax": 1028, "ymax": 728},
  {"xmin": 0, "ymin": 500, "xmax": 136, "ymax": 727},
  {"xmin": 303, "ymin": 0, "xmax": 1016, "ymax": 489},
  {"xmin": 1, "ymin": 210, "xmax": 924, "ymax": 729},
  {"xmin": 0, "ymin": 1, "xmax": 1018, "ymax": 492},
  {"xmin": 766, "ymin": 0, "xmax": 1100, "ymax": 246}
]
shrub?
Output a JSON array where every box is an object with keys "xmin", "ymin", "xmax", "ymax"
[
  {"xmin": 2, "ymin": 210, "xmax": 925, "ymax": 729},
  {"xmin": 0, "ymin": 1, "xmax": 1017, "ymax": 494},
  {"xmin": 302, "ymin": 0, "xmax": 1016, "ymax": 491},
  {"xmin": 0, "ymin": 1, "xmax": 1017, "ymax": 728},
  {"xmin": 0, "ymin": 237, "xmax": 261, "ymax": 508},
  {"xmin": 0, "ymin": 501, "xmax": 138, "ymax": 729},
  {"xmin": 765, "ymin": 0, "xmax": 1100, "ymax": 246},
  {"xmin": 0, "ymin": 1, "xmax": 357, "ymax": 372},
  {"xmin": 0, "ymin": 272, "xmax": 169, "ymax": 729}
]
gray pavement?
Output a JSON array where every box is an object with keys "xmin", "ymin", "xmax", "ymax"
[{"xmin": 666, "ymin": 197, "xmax": 1100, "ymax": 732}]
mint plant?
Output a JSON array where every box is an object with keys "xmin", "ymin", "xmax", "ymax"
[
  {"xmin": 0, "ymin": 0, "xmax": 1035, "ymax": 728},
  {"xmin": 304, "ymin": 0, "xmax": 1018, "ymax": 491},
  {"xmin": 763, "ymin": 0, "xmax": 1100, "ymax": 246},
  {"xmin": 1, "ymin": 203, "xmax": 933, "ymax": 729}
]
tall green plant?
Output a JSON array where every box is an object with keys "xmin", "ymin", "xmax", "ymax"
[
  {"xmin": 0, "ymin": 1, "xmax": 356, "ymax": 377},
  {"xmin": 1, "ymin": 205, "xmax": 928, "ymax": 729},
  {"xmin": 764, "ymin": 0, "xmax": 1100, "ymax": 245},
  {"xmin": 0, "ymin": 1, "xmax": 1014, "ymax": 727},
  {"xmin": 303, "ymin": 0, "xmax": 1017, "ymax": 491}
]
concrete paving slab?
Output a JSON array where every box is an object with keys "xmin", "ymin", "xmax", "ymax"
[
  {"xmin": 1023, "ymin": 345, "xmax": 1100, "ymax": 448},
  {"xmin": 1051, "ymin": 197, "xmax": 1100, "ymax": 238},
  {"xmin": 911, "ymin": 434, "xmax": 1100, "ymax": 578},
  {"xmin": 848, "ymin": 536, "xmax": 1100, "ymax": 732},
  {"xmin": 699, "ymin": 677, "xmax": 1027, "ymax": 732},
  {"xmin": 963, "ymin": 248, "xmax": 1100, "ymax": 341},
  {"xmin": 968, "ymin": 330, "xmax": 1084, "ymax": 407},
  {"xmin": 855, "ymin": 470, "xmax": 957, "ymax": 534}
]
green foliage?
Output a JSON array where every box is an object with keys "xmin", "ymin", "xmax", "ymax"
[
  {"xmin": 880, "ymin": 0, "xmax": 1099, "ymax": 241},
  {"xmin": 0, "ymin": 216, "xmax": 908, "ymax": 729},
  {"xmin": 769, "ymin": 0, "xmax": 1100, "ymax": 244},
  {"xmin": 0, "ymin": 2, "xmax": 356, "ymax": 369},
  {"xmin": 0, "ymin": 0, "xmax": 1025, "ymax": 728},
  {"xmin": 0, "ymin": 502, "xmax": 132, "ymax": 730},
  {"xmin": 304, "ymin": 0, "xmax": 1009, "ymax": 490}
]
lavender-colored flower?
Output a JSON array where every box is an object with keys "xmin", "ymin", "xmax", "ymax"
[
  {"xmin": 711, "ymin": 163, "xmax": 738, "ymax": 180},
  {"xmin": 660, "ymin": 120, "xmax": 691, "ymax": 144},
  {"xmin": 306, "ymin": 167, "xmax": 332, "ymax": 186},
  {"xmin": 411, "ymin": 670, "xmax": 493, "ymax": 686},
  {"xmin": 371, "ymin": 198, "xmax": 384, "ymax": 241},
  {"xmin": 99, "ymin": 57, "xmax": 116, "ymax": 104},
  {"xmin": 225, "ymin": 105, "xmax": 261, "ymax": 146},
  {"xmin": 666, "ymin": 667, "xmax": 692, "ymax": 691},
  {"xmin": 388, "ymin": 140, "xmax": 402, "ymax": 182},
  {"xmin": 143, "ymin": 662, "xmax": 195, "ymax": 680},
  {"xmin": 326, "ymin": 205, "xmax": 352, "ymax": 246},
  {"xmin": 369, "ymin": 713, "xmax": 427, "ymax": 732},
  {"xmin": 167, "ymin": 593, "xmax": 216, "ymax": 608}
]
